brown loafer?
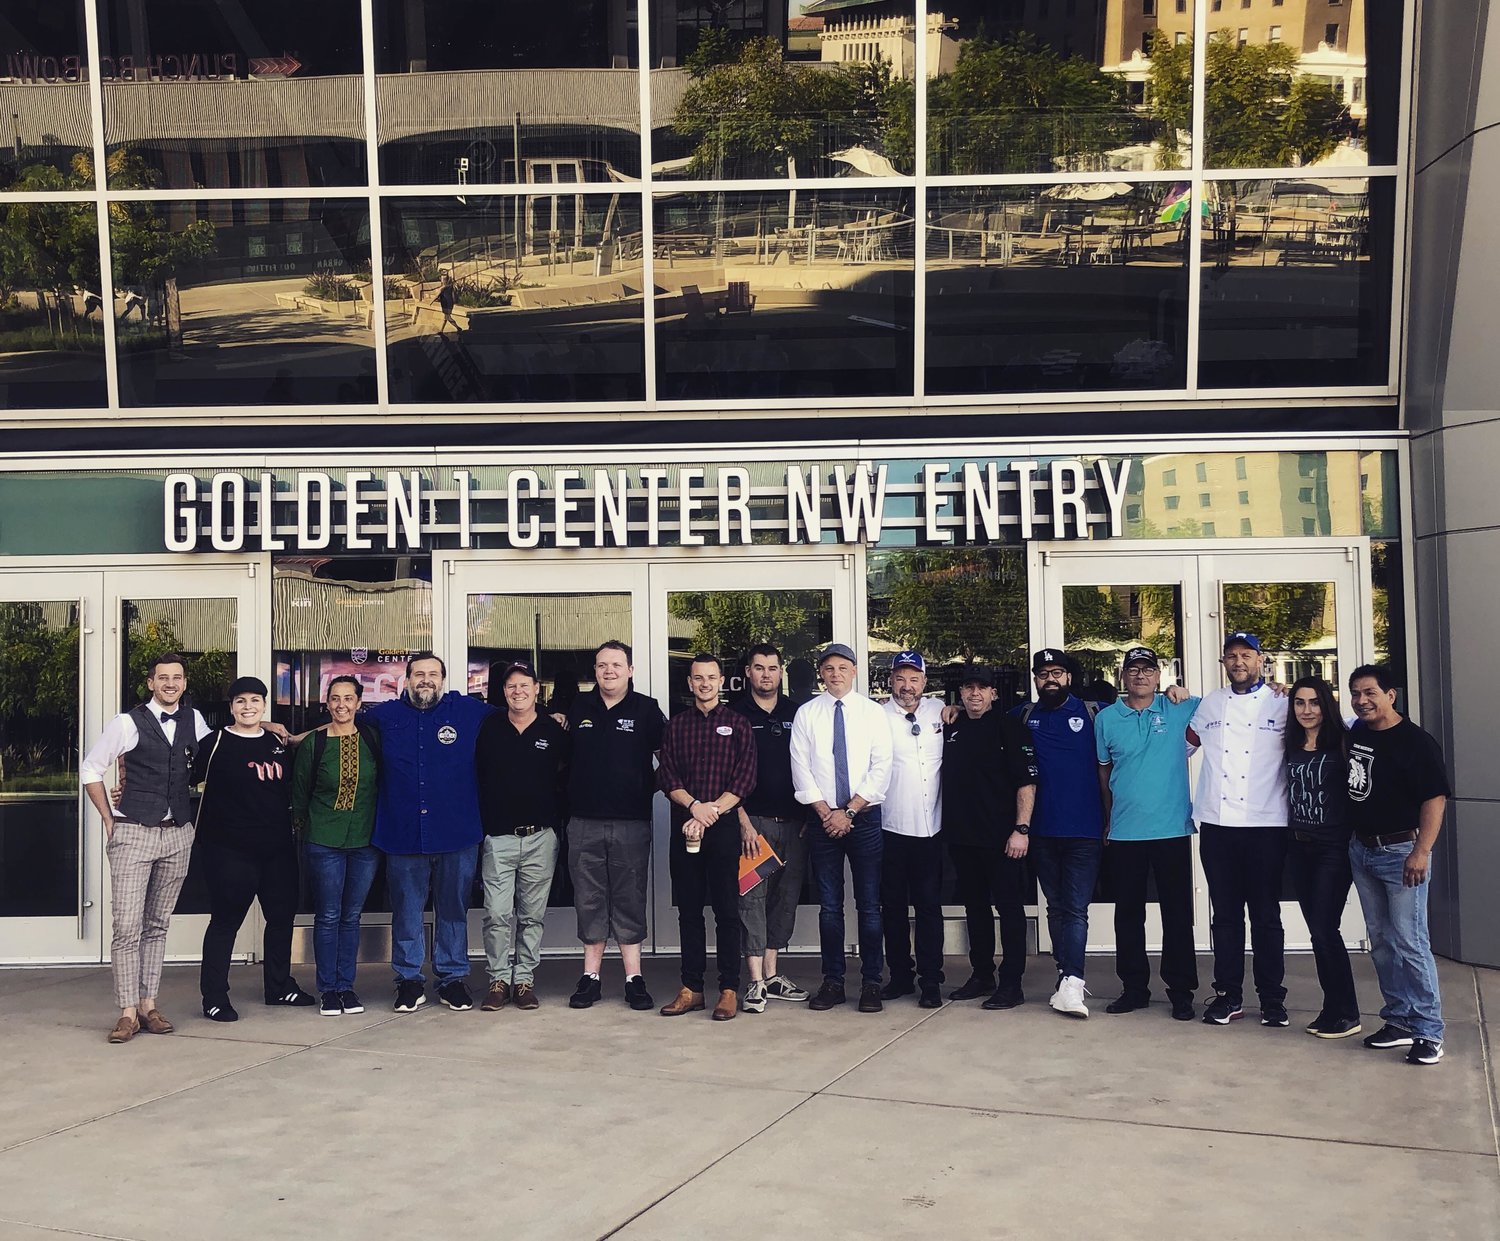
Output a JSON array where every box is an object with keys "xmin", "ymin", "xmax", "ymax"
[
  {"xmin": 659, "ymin": 987, "xmax": 705, "ymax": 1016},
  {"xmin": 512, "ymin": 982, "xmax": 539, "ymax": 1010},
  {"xmin": 480, "ymin": 981, "xmax": 510, "ymax": 1012},
  {"xmin": 139, "ymin": 1009, "xmax": 174, "ymax": 1035},
  {"xmin": 711, "ymin": 988, "xmax": 738, "ymax": 1021},
  {"xmin": 108, "ymin": 1015, "xmax": 139, "ymax": 1044}
]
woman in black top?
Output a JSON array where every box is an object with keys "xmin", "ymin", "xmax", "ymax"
[
  {"xmin": 1284, "ymin": 675, "xmax": 1361, "ymax": 1039},
  {"xmin": 193, "ymin": 676, "xmax": 315, "ymax": 1021}
]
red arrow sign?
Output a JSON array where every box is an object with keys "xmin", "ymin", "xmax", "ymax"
[{"xmin": 249, "ymin": 55, "xmax": 301, "ymax": 76}]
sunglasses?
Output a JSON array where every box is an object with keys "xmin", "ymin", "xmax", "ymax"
[{"xmin": 904, "ymin": 712, "xmax": 921, "ymax": 737}]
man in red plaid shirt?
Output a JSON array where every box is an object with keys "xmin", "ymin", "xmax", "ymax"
[{"xmin": 657, "ymin": 653, "xmax": 759, "ymax": 1021}]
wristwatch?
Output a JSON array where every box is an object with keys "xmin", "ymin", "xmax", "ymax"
[
  {"xmin": 1014, "ymin": 824, "xmax": 1030, "ymax": 836},
  {"xmin": 844, "ymin": 803, "xmax": 859, "ymax": 817}
]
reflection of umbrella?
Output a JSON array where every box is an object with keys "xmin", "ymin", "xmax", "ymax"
[
  {"xmin": 1042, "ymin": 181, "xmax": 1134, "ymax": 201},
  {"xmin": 830, "ymin": 145, "xmax": 900, "ymax": 177},
  {"xmin": 1272, "ymin": 178, "xmax": 1364, "ymax": 197},
  {"xmin": 1156, "ymin": 183, "xmax": 1211, "ymax": 223}
]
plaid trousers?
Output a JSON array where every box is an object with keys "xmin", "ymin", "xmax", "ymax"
[{"xmin": 106, "ymin": 820, "xmax": 194, "ymax": 1009}]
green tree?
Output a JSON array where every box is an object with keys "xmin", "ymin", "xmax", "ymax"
[
  {"xmin": 667, "ymin": 590, "xmax": 821, "ymax": 662},
  {"xmin": 1150, "ymin": 32, "xmax": 1346, "ymax": 169},
  {"xmin": 1223, "ymin": 582, "xmax": 1331, "ymax": 652},
  {"xmin": 0, "ymin": 156, "xmax": 101, "ymax": 346},
  {"xmin": 876, "ymin": 549, "xmax": 1027, "ymax": 664},
  {"xmin": 0, "ymin": 602, "xmax": 80, "ymax": 785},
  {"xmin": 123, "ymin": 613, "xmax": 232, "ymax": 708}
]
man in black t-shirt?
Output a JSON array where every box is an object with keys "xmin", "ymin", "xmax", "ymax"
[
  {"xmin": 941, "ymin": 666, "xmax": 1039, "ymax": 1010},
  {"xmin": 1345, "ymin": 664, "xmax": 1452, "ymax": 1067}
]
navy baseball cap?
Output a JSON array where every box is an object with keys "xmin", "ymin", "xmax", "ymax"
[
  {"xmin": 1223, "ymin": 632, "xmax": 1262, "ymax": 653},
  {"xmin": 817, "ymin": 643, "xmax": 858, "ymax": 666},
  {"xmin": 892, "ymin": 650, "xmax": 926, "ymax": 672},
  {"xmin": 1032, "ymin": 648, "xmax": 1069, "ymax": 674},
  {"xmin": 1121, "ymin": 646, "xmax": 1159, "ymax": 669}
]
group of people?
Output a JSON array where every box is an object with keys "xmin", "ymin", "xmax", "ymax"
[{"xmin": 83, "ymin": 632, "xmax": 1451, "ymax": 1068}]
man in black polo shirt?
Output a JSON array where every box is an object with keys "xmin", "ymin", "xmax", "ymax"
[
  {"xmin": 475, "ymin": 661, "xmax": 569, "ymax": 1012},
  {"xmin": 942, "ymin": 666, "xmax": 1039, "ymax": 1010},
  {"xmin": 565, "ymin": 640, "xmax": 666, "ymax": 1011},
  {"xmin": 730, "ymin": 643, "xmax": 811, "ymax": 1012}
]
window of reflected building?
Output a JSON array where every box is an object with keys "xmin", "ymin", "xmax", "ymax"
[
  {"xmin": 925, "ymin": 1, "xmax": 1192, "ymax": 176},
  {"xmin": 0, "ymin": 3, "xmax": 94, "ymax": 193},
  {"xmin": 926, "ymin": 183, "xmax": 1188, "ymax": 394},
  {"xmin": 110, "ymin": 198, "xmax": 376, "ymax": 406},
  {"xmin": 0, "ymin": 198, "xmax": 108, "ymax": 407},
  {"xmin": 654, "ymin": 188, "xmax": 914, "ymax": 398},
  {"xmin": 95, "ymin": 0, "xmax": 368, "ymax": 189},
  {"xmin": 650, "ymin": 1, "xmax": 915, "ymax": 180},
  {"xmin": 374, "ymin": 0, "xmax": 643, "ymax": 186},
  {"xmin": 1198, "ymin": 176, "xmax": 1393, "ymax": 388},
  {"xmin": 383, "ymin": 194, "xmax": 646, "ymax": 402}
]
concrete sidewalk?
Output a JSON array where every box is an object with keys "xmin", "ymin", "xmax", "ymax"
[{"xmin": 1, "ymin": 953, "xmax": 1496, "ymax": 1240}]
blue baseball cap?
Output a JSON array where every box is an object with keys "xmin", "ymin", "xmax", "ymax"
[
  {"xmin": 892, "ymin": 650, "xmax": 926, "ymax": 672},
  {"xmin": 1223, "ymin": 632, "xmax": 1262, "ymax": 653}
]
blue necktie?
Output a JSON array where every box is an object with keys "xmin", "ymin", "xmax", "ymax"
[{"xmin": 833, "ymin": 699, "xmax": 851, "ymax": 809}]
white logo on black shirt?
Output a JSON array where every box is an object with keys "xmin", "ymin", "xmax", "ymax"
[
  {"xmin": 534, "ymin": 739, "xmax": 550, "ymax": 750},
  {"xmin": 1348, "ymin": 749, "xmax": 1374, "ymax": 801},
  {"xmin": 616, "ymin": 718, "xmax": 636, "ymax": 733}
]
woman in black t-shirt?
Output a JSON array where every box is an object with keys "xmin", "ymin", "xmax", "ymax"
[
  {"xmin": 193, "ymin": 676, "xmax": 315, "ymax": 1022},
  {"xmin": 1284, "ymin": 676, "xmax": 1360, "ymax": 1039}
]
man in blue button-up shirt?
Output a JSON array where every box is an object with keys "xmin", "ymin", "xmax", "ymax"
[{"xmin": 368, "ymin": 653, "xmax": 496, "ymax": 1015}]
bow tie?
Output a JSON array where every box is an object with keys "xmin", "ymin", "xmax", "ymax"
[{"xmin": 159, "ymin": 711, "xmax": 179, "ymax": 724}]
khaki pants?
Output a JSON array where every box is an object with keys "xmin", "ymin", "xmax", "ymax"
[
  {"xmin": 480, "ymin": 829, "xmax": 559, "ymax": 985},
  {"xmin": 106, "ymin": 820, "xmax": 194, "ymax": 1009}
]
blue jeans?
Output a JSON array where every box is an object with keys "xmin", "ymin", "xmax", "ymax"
[
  {"xmin": 386, "ymin": 847, "xmax": 478, "ymax": 985},
  {"xmin": 1031, "ymin": 836, "xmax": 1103, "ymax": 981},
  {"xmin": 1349, "ymin": 837, "xmax": 1443, "ymax": 1042},
  {"xmin": 305, "ymin": 842, "xmax": 380, "ymax": 994},
  {"xmin": 808, "ymin": 810, "xmax": 884, "ymax": 985}
]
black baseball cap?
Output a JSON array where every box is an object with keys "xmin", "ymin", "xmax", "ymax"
[
  {"xmin": 1032, "ymin": 648, "xmax": 1070, "ymax": 674},
  {"xmin": 1121, "ymin": 646, "xmax": 1159, "ymax": 669},
  {"xmin": 959, "ymin": 665, "xmax": 994, "ymax": 687},
  {"xmin": 500, "ymin": 661, "xmax": 538, "ymax": 683}
]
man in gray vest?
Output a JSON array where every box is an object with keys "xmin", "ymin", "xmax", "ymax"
[{"xmin": 83, "ymin": 653, "xmax": 213, "ymax": 1044}]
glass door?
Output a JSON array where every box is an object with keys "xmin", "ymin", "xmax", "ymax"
[{"xmin": 1033, "ymin": 539, "xmax": 1371, "ymax": 956}]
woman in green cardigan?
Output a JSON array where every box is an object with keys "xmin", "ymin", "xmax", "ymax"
[{"xmin": 291, "ymin": 675, "xmax": 381, "ymax": 1017}]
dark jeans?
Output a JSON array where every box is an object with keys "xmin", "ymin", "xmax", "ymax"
[
  {"xmin": 1031, "ymin": 836, "xmax": 1103, "ymax": 980},
  {"xmin": 1289, "ymin": 831, "xmax": 1359, "ymax": 1022},
  {"xmin": 386, "ymin": 847, "xmax": 478, "ymax": 985},
  {"xmin": 668, "ymin": 818, "xmax": 742, "ymax": 993},
  {"xmin": 200, "ymin": 838, "xmax": 299, "ymax": 1003},
  {"xmin": 808, "ymin": 810, "xmax": 884, "ymax": 986},
  {"xmin": 880, "ymin": 832, "xmax": 945, "ymax": 989},
  {"xmin": 305, "ymin": 842, "xmax": 380, "ymax": 994},
  {"xmin": 1107, "ymin": 836, "xmax": 1198, "ymax": 1002},
  {"xmin": 948, "ymin": 841, "xmax": 1028, "ymax": 988},
  {"xmin": 1199, "ymin": 823, "xmax": 1290, "ymax": 1005}
]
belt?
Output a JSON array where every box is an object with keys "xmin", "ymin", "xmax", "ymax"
[
  {"xmin": 119, "ymin": 818, "xmax": 183, "ymax": 828},
  {"xmin": 1358, "ymin": 829, "xmax": 1417, "ymax": 847},
  {"xmin": 509, "ymin": 824, "xmax": 551, "ymax": 838}
]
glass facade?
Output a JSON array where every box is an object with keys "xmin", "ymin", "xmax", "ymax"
[{"xmin": 0, "ymin": 0, "xmax": 1405, "ymax": 413}]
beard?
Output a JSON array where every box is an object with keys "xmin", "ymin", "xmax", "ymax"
[
  {"xmin": 409, "ymin": 685, "xmax": 441, "ymax": 709},
  {"xmin": 1038, "ymin": 684, "xmax": 1069, "ymax": 707}
]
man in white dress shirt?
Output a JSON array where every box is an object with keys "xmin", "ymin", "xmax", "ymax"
[
  {"xmin": 81, "ymin": 654, "xmax": 213, "ymax": 1044},
  {"xmin": 790, "ymin": 642, "xmax": 893, "ymax": 1013},
  {"xmin": 1187, "ymin": 632, "xmax": 1291, "ymax": 1028},
  {"xmin": 879, "ymin": 651, "xmax": 947, "ymax": 1008}
]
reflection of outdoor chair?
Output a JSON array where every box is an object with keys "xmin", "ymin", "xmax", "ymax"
[{"xmin": 725, "ymin": 281, "xmax": 755, "ymax": 314}]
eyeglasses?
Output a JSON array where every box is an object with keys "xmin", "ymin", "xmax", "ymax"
[{"xmin": 904, "ymin": 712, "xmax": 921, "ymax": 736}]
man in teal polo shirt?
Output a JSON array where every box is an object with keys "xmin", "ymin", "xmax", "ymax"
[{"xmin": 1095, "ymin": 646, "xmax": 1201, "ymax": 1022}]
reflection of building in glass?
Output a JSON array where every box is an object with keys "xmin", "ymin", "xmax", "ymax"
[{"xmin": 804, "ymin": 0, "xmax": 957, "ymax": 78}]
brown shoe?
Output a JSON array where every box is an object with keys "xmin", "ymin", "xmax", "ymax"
[
  {"xmin": 712, "ymin": 988, "xmax": 738, "ymax": 1021},
  {"xmin": 512, "ymin": 982, "xmax": 540, "ymax": 1010},
  {"xmin": 480, "ymin": 981, "xmax": 511, "ymax": 1012},
  {"xmin": 659, "ymin": 987, "xmax": 705, "ymax": 1016},
  {"xmin": 108, "ymin": 1015, "xmax": 139, "ymax": 1044},
  {"xmin": 139, "ymin": 1009, "xmax": 174, "ymax": 1035}
]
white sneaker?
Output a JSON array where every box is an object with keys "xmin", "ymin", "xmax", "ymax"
[
  {"xmin": 763, "ymin": 975, "xmax": 810, "ymax": 1003},
  {"xmin": 742, "ymin": 980, "xmax": 768, "ymax": 1014},
  {"xmin": 1049, "ymin": 975, "xmax": 1090, "ymax": 1019}
]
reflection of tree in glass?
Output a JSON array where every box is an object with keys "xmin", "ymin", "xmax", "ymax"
[
  {"xmin": 1223, "ymin": 582, "xmax": 1331, "ymax": 652},
  {"xmin": 673, "ymin": 34, "xmax": 908, "ymax": 177},
  {"xmin": 123, "ymin": 612, "xmax": 232, "ymax": 708},
  {"xmin": 667, "ymin": 590, "xmax": 823, "ymax": 664},
  {"xmin": 1150, "ymin": 34, "xmax": 1345, "ymax": 170},
  {"xmin": 876, "ymin": 549, "xmax": 1026, "ymax": 664},
  {"xmin": 1063, "ymin": 584, "xmax": 1177, "ymax": 652},
  {"xmin": 0, "ymin": 157, "xmax": 100, "ymax": 351},
  {"xmin": 0, "ymin": 603, "xmax": 80, "ymax": 787}
]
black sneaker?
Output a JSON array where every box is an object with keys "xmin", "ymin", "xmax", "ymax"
[
  {"xmin": 808, "ymin": 980, "xmax": 847, "ymax": 1011},
  {"xmin": 918, "ymin": 985, "xmax": 943, "ymax": 1009},
  {"xmin": 1406, "ymin": 1038, "xmax": 1444, "ymax": 1065},
  {"xmin": 1260, "ymin": 1002, "xmax": 1290, "ymax": 1028},
  {"xmin": 339, "ymin": 990, "xmax": 364, "ymax": 1015},
  {"xmin": 202, "ymin": 998, "xmax": 238, "ymax": 1023},
  {"xmin": 437, "ymin": 980, "xmax": 473, "ymax": 1011},
  {"xmin": 624, "ymin": 974, "xmax": 654, "ymax": 1012},
  {"xmin": 569, "ymin": 974, "xmax": 603, "ymax": 1010},
  {"xmin": 1202, "ymin": 994, "xmax": 1244, "ymax": 1025},
  {"xmin": 393, "ymin": 980, "xmax": 426, "ymax": 1012},
  {"xmin": 1170, "ymin": 995, "xmax": 1196, "ymax": 1022},
  {"xmin": 318, "ymin": 991, "xmax": 342, "ymax": 1017},
  {"xmin": 265, "ymin": 986, "xmax": 317, "ymax": 1007},
  {"xmin": 1310, "ymin": 1014, "xmax": 1362, "ymax": 1039},
  {"xmin": 880, "ymin": 977, "xmax": 916, "ymax": 1001},
  {"xmin": 1105, "ymin": 993, "xmax": 1151, "ymax": 1014},
  {"xmin": 948, "ymin": 974, "xmax": 995, "ymax": 1001},
  {"xmin": 1362, "ymin": 1022, "xmax": 1414, "ymax": 1049},
  {"xmin": 857, "ymin": 983, "xmax": 884, "ymax": 1013},
  {"xmin": 981, "ymin": 984, "xmax": 1025, "ymax": 1011}
]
